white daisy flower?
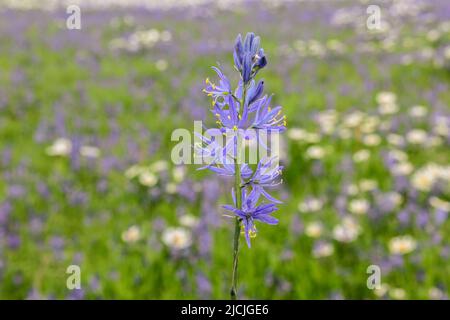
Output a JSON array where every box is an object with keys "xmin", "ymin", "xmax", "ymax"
[
  {"xmin": 348, "ymin": 199, "xmax": 370, "ymax": 215},
  {"xmin": 46, "ymin": 138, "xmax": 72, "ymax": 157},
  {"xmin": 388, "ymin": 235, "xmax": 417, "ymax": 255},
  {"xmin": 121, "ymin": 225, "xmax": 141, "ymax": 244},
  {"xmin": 162, "ymin": 227, "xmax": 192, "ymax": 250},
  {"xmin": 305, "ymin": 222, "xmax": 324, "ymax": 238}
]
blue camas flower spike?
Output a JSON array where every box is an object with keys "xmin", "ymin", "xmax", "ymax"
[{"xmin": 198, "ymin": 32, "xmax": 285, "ymax": 299}]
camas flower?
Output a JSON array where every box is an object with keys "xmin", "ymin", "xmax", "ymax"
[
  {"xmin": 199, "ymin": 31, "xmax": 285, "ymax": 299},
  {"xmin": 199, "ymin": 33, "xmax": 285, "ymax": 254},
  {"xmin": 250, "ymin": 95, "xmax": 286, "ymax": 132},
  {"xmin": 201, "ymin": 158, "xmax": 253, "ymax": 180},
  {"xmin": 223, "ymin": 189, "xmax": 278, "ymax": 247},
  {"xmin": 234, "ymin": 33, "xmax": 267, "ymax": 84},
  {"xmin": 212, "ymin": 97, "xmax": 246, "ymax": 131},
  {"xmin": 203, "ymin": 67, "xmax": 232, "ymax": 104},
  {"xmin": 245, "ymin": 157, "xmax": 283, "ymax": 203}
]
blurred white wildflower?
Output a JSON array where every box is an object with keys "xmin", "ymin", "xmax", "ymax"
[
  {"xmin": 288, "ymin": 128, "xmax": 320, "ymax": 143},
  {"xmin": 426, "ymin": 29, "xmax": 440, "ymax": 42},
  {"xmin": 333, "ymin": 216, "xmax": 360, "ymax": 243},
  {"xmin": 312, "ymin": 242, "xmax": 334, "ymax": 258},
  {"xmin": 406, "ymin": 129, "xmax": 427, "ymax": 145},
  {"xmin": 387, "ymin": 133, "xmax": 405, "ymax": 146},
  {"xmin": 359, "ymin": 179, "xmax": 378, "ymax": 192},
  {"xmin": 165, "ymin": 182, "xmax": 177, "ymax": 194},
  {"xmin": 411, "ymin": 168, "xmax": 434, "ymax": 191},
  {"xmin": 125, "ymin": 164, "xmax": 147, "ymax": 179},
  {"xmin": 389, "ymin": 288, "xmax": 407, "ymax": 300},
  {"xmin": 429, "ymin": 197, "xmax": 450, "ymax": 212},
  {"xmin": 121, "ymin": 225, "xmax": 141, "ymax": 244},
  {"xmin": 150, "ymin": 160, "xmax": 169, "ymax": 172},
  {"xmin": 385, "ymin": 191, "xmax": 403, "ymax": 208},
  {"xmin": 411, "ymin": 163, "xmax": 449, "ymax": 192},
  {"xmin": 374, "ymin": 283, "xmax": 390, "ymax": 298},
  {"xmin": 316, "ymin": 110, "xmax": 338, "ymax": 134},
  {"xmin": 343, "ymin": 111, "xmax": 364, "ymax": 128},
  {"xmin": 298, "ymin": 198, "xmax": 324, "ymax": 213},
  {"xmin": 353, "ymin": 149, "xmax": 370, "ymax": 163},
  {"xmin": 162, "ymin": 227, "xmax": 192, "ymax": 250},
  {"xmin": 80, "ymin": 145, "xmax": 100, "ymax": 158},
  {"xmin": 444, "ymin": 46, "xmax": 450, "ymax": 60},
  {"xmin": 428, "ymin": 135, "xmax": 443, "ymax": 147},
  {"xmin": 388, "ymin": 149, "xmax": 408, "ymax": 162},
  {"xmin": 287, "ymin": 128, "xmax": 306, "ymax": 141},
  {"xmin": 337, "ymin": 128, "xmax": 352, "ymax": 139},
  {"xmin": 388, "ymin": 235, "xmax": 417, "ymax": 255},
  {"xmin": 378, "ymin": 120, "xmax": 392, "ymax": 132},
  {"xmin": 434, "ymin": 116, "xmax": 449, "ymax": 136},
  {"xmin": 46, "ymin": 138, "xmax": 72, "ymax": 156},
  {"xmin": 346, "ymin": 184, "xmax": 359, "ymax": 196},
  {"xmin": 155, "ymin": 59, "xmax": 168, "ymax": 71},
  {"xmin": 360, "ymin": 116, "xmax": 380, "ymax": 134},
  {"xmin": 110, "ymin": 29, "xmax": 171, "ymax": 52},
  {"xmin": 179, "ymin": 214, "xmax": 200, "ymax": 228},
  {"xmin": 305, "ymin": 221, "xmax": 323, "ymax": 238},
  {"xmin": 409, "ymin": 105, "xmax": 428, "ymax": 118},
  {"xmin": 362, "ymin": 134, "xmax": 381, "ymax": 147},
  {"xmin": 420, "ymin": 47, "xmax": 434, "ymax": 60},
  {"xmin": 308, "ymin": 40, "xmax": 326, "ymax": 57},
  {"xmin": 376, "ymin": 91, "xmax": 396, "ymax": 105},
  {"xmin": 348, "ymin": 198, "xmax": 370, "ymax": 215},
  {"xmin": 172, "ymin": 166, "xmax": 186, "ymax": 183},
  {"xmin": 139, "ymin": 171, "xmax": 158, "ymax": 187},
  {"xmin": 160, "ymin": 30, "xmax": 172, "ymax": 42},
  {"xmin": 429, "ymin": 287, "xmax": 445, "ymax": 300},
  {"xmin": 378, "ymin": 102, "xmax": 399, "ymax": 115},
  {"xmin": 391, "ymin": 161, "xmax": 414, "ymax": 176},
  {"xmin": 306, "ymin": 146, "xmax": 326, "ymax": 159}
]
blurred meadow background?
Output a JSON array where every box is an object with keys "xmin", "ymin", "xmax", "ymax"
[{"xmin": 0, "ymin": 0, "xmax": 449, "ymax": 299}]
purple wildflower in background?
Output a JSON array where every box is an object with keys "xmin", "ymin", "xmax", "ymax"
[{"xmin": 198, "ymin": 32, "xmax": 285, "ymax": 299}]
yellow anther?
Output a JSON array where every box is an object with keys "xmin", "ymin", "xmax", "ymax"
[
  {"xmin": 215, "ymin": 113, "xmax": 220, "ymax": 117},
  {"xmin": 268, "ymin": 107, "xmax": 272, "ymax": 112},
  {"xmin": 205, "ymin": 77, "xmax": 210, "ymax": 84},
  {"xmin": 207, "ymin": 93, "xmax": 213, "ymax": 97},
  {"xmin": 233, "ymin": 125, "xmax": 238, "ymax": 131}
]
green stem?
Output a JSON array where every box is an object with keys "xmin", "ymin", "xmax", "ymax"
[
  {"xmin": 230, "ymin": 84, "xmax": 247, "ymax": 300},
  {"xmin": 230, "ymin": 159, "xmax": 242, "ymax": 300},
  {"xmin": 230, "ymin": 188, "xmax": 241, "ymax": 300}
]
